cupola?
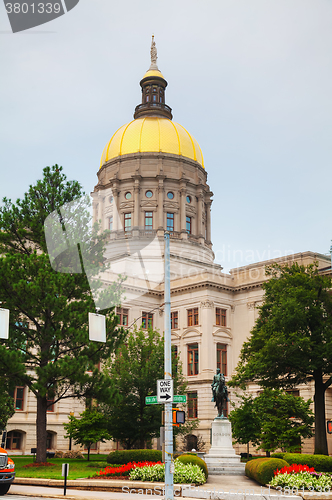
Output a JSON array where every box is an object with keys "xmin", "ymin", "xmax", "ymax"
[{"xmin": 134, "ymin": 36, "xmax": 173, "ymax": 120}]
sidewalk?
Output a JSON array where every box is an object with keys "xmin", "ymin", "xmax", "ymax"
[{"xmin": 9, "ymin": 475, "xmax": 311, "ymax": 500}]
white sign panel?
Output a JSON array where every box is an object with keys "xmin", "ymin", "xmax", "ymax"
[
  {"xmin": 157, "ymin": 379, "xmax": 173, "ymax": 403},
  {"xmin": 88, "ymin": 312, "xmax": 106, "ymax": 343},
  {"xmin": 62, "ymin": 463, "xmax": 69, "ymax": 476},
  {"xmin": 0, "ymin": 308, "xmax": 9, "ymax": 340}
]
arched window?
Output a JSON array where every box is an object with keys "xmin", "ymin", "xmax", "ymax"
[{"xmin": 6, "ymin": 431, "xmax": 23, "ymax": 450}]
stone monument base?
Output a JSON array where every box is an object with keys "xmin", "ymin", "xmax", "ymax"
[{"xmin": 204, "ymin": 418, "xmax": 245, "ymax": 475}]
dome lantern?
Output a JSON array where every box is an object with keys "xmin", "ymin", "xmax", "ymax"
[{"xmin": 134, "ymin": 36, "xmax": 173, "ymax": 120}]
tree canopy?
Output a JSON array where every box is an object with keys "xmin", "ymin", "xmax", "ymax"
[
  {"xmin": 229, "ymin": 389, "xmax": 314, "ymax": 455},
  {"xmin": 0, "ymin": 166, "xmax": 126, "ymax": 462},
  {"xmin": 64, "ymin": 408, "xmax": 111, "ymax": 461},
  {"xmin": 230, "ymin": 262, "xmax": 332, "ymax": 454},
  {"xmin": 101, "ymin": 327, "xmax": 189, "ymax": 449},
  {"xmin": 0, "ymin": 378, "xmax": 15, "ymax": 431}
]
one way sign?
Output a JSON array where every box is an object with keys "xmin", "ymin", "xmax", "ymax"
[{"xmin": 157, "ymin": 379, "xmax": 173, "ymax": 403}]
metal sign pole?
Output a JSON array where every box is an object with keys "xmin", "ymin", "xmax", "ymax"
[{"xmin": 164, "ymin": 232, "xmax": 173, "ymax": 500}]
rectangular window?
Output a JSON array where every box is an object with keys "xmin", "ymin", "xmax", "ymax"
[
  {"xmin": 142, "ymin": 312, "xmax": 153, "ymax": 329},
  {"xmin": 186, "ymin": 216, "xmax": 192, "ymax": 234},
  {"xmin": 47, "ymin": 397, "xmax": 55, "ymax": 412},
  {"xmin": 188, "ymin": 392, "xmax": 198, "ymax": 419},
  {"xmin": 46, "ymin": 432, "xmax": 53, "ymax": 449},
  {"xmin": 12, "ymin": 387, "xmax": 25, "ymax": 411},
  {"xmin": 116, "ymin": 307, "xmax": 129, "ymax": 326},
  {"xmin": 166, "ymin": 213, "xmax": 174, "ymax": 232},
  {"xmin": 216, "ymin": 308, "xmax": 226, "ymax": 326},
  {"xmin": 109, "ymin": 216, "xmax": 113, "ymax": 231},
  {"xmin": 171, "ymin": 311, "xmax": 178, "ymax": 329},
  {"xmin": 124, "ymin": 213, "xmax": 131, "ymax": 232},
  {"xmin": 217, "ymin": 343, "xmax": 227, "ymax": 376},
  {"xmin": 145, "ymin": 211, "xmax": 153, "ymax": 230},
  {"xmin": 188, "ymin": 343, "xmax": 199, "ymax": 376},
  {"xmin": 187, "ymin": 308, "xmax": 199, "ymax": 327}
]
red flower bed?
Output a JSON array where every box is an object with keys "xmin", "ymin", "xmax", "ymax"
[
  {"xmin": 274, "ymin": 464, "xmax": 316, "ymax": 476},
  {"xmin": 98, "ymin": 461, "xmax": 162, "ymax": 477}
]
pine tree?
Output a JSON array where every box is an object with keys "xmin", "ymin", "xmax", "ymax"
[{"xmin": 0, "ymin": 165, "xmax": 126, "ymax": 462}]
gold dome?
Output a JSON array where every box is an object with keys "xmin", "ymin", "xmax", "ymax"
[
  {"xmin": 141, "ymin": 69, "xmax": 166, "ymax": 80},
  {"xmin": 100, "ymin": 117, "xmax": 204, "ymax": 168}
]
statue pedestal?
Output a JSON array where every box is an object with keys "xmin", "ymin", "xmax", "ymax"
[{"xmin": 204, "ymin": 419, "xmax": 245, "ymax": 475}]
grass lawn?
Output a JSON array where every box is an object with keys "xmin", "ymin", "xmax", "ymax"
[{"xmin": 10, "ymin": 455, "xmax": 110, "ymax": 480}]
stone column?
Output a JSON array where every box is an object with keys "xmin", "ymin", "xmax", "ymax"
[
  {"xmin": 180, "ymin": 185, "xmax": 187, "ymax": 239},
  {"xmin": 197, "ymin": 189, "xmax": 204, "ymax": 244},
  {"xmin": 158, "ymin": 179, "xmax": 164, "ymax": 229},
  {"xmin": 133, "ymin": 176, "xmax": 140, "ymax": 236},
  {"xmin": 206, "ymin": 200, "xmax": 212, "ymax": 243},
  {"xmin": 112, "ymin": 182, "xmax": 120, "ymax": 232},
  {"xmin": 97, "ymin": 191, "xmax": 103, "ymax": 229},
  {"xmin": 200, "ymin": 300, "xmax": 215, "ymax": 378}
]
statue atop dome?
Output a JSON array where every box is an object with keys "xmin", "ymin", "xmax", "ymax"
[{"xmin": 149, "ymin": 35, "xmax": 158, "ymax": 71}]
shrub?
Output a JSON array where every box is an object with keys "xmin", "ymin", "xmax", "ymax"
[
  {"xmin": 63, "ymin": 450, "xmax": 85, "ymax": 459},
  {"xmin": 54, "ymin": 450, "xmax": 64, "ymax": 458},
  {"xmin": 106, "ymin": 449, "xmax": 162, "ymax": 465},
  {"xmin": 176, "ymin": 454, "xmax": 208, "ymax": 480},
  {"xmin": 129, "ymin": 461, "xmax": 206, "ymax": 485},
  {"xmin": 274, "ymin": 453, "xmax": 332, "ymax": 473},
  {"xmin": 245, "ymin": 457, "xmax": 289, "ymax": 485}
]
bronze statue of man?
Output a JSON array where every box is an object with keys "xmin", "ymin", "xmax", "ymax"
[{"xmin": 211, "ymin": 368, "xmax": 229, "ymax": 418}]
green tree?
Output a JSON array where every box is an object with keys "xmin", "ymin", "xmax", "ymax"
[
  {"xmin": 228, "ymin": 394, "xmax": 261, "ymax": 455},
  {"xmin": 0, "ymin": 378, "xmax": 14, "ymax": 431},
  {"xmin": 102, "ymin": 327, "xmax": 188, "ymax": 449},
  {"xmin": 64, "ymin": 408, "xmax": 111, "ymax": 461},
  {"xmin": 0, "ymin": 166, "xmax": 126, "ymax": 462},
  {"xmin": 255, "ymin": 389, "xmax": 314, "ymax": 454},
  {"xmin": 230, "ymin": 263, "xmax": 332, "ymax": 455}
]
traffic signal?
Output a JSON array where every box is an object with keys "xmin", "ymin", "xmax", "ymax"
[
  {"xmin": 162, "ymin": 409, "xmax": 186, "ymax": 426},
  {"xmin": 173, "ymin": 409, "xmax": 186, "ymax": 426}
]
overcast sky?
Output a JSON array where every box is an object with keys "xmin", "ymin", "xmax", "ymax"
[{"xmin": 0, "ymin": 0, "xmax": 331, "ymax": 272}]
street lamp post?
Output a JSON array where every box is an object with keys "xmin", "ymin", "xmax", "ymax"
[{"xmin": 164, "ymin": 232, "xmax": 173, "ymax": 500}]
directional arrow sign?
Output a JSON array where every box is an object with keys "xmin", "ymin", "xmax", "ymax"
[
  {"xmin": 145, "ymin": 396, "xmax": 158, "ymax": 405},
  {"xmin": 157, "ymin": 379, "xmax": 173, "ymax": 403}
]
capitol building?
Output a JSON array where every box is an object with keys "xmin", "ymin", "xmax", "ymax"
[{"xmin": 6, "ymin": 38, "xmax": 332, "ymax": 455}]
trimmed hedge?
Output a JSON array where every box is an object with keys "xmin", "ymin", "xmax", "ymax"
[
  {"xmin": 106, "ymin": 449, "xmax": 162, "ymax": 464},
  {"xmin": 271, "ymin": 453, "xmax": 332, "ymax": 473},
  {"xmin": 176, "ymin": 454, "xmax": 208, "ymax": 480},
  {"xmin": 245, "ymin": 457, "xmax": 289, "ymax": 485}
]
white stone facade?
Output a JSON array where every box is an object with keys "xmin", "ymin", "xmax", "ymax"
[{"xmin": 6, "ymin": 64, "xmax": 332, "ymax": 456}]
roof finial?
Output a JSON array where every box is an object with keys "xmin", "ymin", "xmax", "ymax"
[{"xmin": 149, "ymin": 34, "xmax": 159, "ymax": 71}]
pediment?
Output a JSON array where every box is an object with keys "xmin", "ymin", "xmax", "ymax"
[
  {"xmin": 186, "ymin": 206, "xmax": 196, "ymax": 215},
  {"xmin": 120, "ymin": 201, "xmax": 134, "ymax": 210},
  {"xmin": 171, "ymin": 332, "xmax": 181, "ymax": 341},
  {"xmin": 212, "ymin": 328, "xmax": 232, "ymax": 339},
  {"xmin": 182, "ymin": 328, "xmax": 202, "ymax": 339},
  {"xmin": 164, "ymin": 202, "xmax": 179, "ymax": 210},
  {"xmin": 141, "ymin": 200, "xmax": 158, "ymax": 208}
]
